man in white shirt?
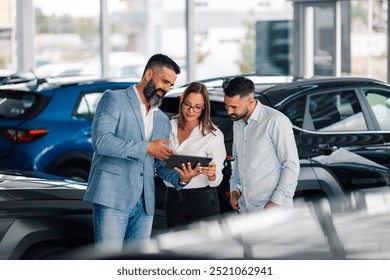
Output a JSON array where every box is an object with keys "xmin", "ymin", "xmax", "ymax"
[{"xmin": 223, "ymin": 76, "xmax": 300, "ymax": 213}]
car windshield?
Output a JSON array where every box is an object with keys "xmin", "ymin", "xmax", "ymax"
[{"xmin": 0, "ymin": 90, "xmax": 45, "ymax": 119}]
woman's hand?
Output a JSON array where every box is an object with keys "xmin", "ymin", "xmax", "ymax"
[
  {"xmin": 174, "ymin": 161, "xmax": 200, "ymax": 183},
  {"xmin": 199, "ymin": 162, "xmax": 217, "ymax": 181}
]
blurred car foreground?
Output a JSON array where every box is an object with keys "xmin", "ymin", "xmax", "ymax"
[
  {"xmin": 0, "ymin": 168, "xmax": 169, "ymax": 260},
  {"xmin": 72, "ymin": 187, "xmax": 390, "ymax": 260}
]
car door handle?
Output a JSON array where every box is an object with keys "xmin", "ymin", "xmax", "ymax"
[{"xmin": 313, "ymin": 144, "xmax": 338, "ymax": 155}]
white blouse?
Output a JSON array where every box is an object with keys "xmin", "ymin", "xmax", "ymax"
[{"xmin": 164, "ymin": 119, "xmax": 226, "ymax": 189}]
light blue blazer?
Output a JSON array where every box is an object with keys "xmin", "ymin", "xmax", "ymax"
[{"xmin": 83, "ymin": 86, "xmax": 179, "ymax": 215}]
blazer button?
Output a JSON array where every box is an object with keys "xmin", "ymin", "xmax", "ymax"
[{"xmin": 140, "ymin": 173, "xmax": 144, "ymax": 176}]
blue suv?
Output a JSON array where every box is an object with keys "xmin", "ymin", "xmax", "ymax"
[{"xmin": 0, "ymin": 77, "xmax": 137, "ymax": 181}]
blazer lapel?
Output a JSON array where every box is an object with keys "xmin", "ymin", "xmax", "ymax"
[{"xmin": 126, "ymin": 86, "xmax": 145, "ymax": 140}]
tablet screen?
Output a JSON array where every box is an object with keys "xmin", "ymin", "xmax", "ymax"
[{"xmin": 164, "ymin": 154, "xmax": 212, "ymax": 169}]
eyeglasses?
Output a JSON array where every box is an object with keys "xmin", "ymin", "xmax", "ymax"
[{"xmin": 182, "ymin": 100, "xmax": 204, "ymax": 113}]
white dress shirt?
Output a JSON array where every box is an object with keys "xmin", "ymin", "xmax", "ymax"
[
  {"xmin": 230, "ymin": 100, "xmax": 300, "ymax": 212},
  {"xmin": 164, "ymin": 119, "xmax": 226, "ymax": 189}
]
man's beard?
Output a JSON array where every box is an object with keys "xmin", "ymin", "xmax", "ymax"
[
  {"xmin": 229, "ymin": 107, "xmax": 249, "ymax": 121},
  {"xmin": 144, "ymin": 80, "xmax": 167, "ymax": 107}
]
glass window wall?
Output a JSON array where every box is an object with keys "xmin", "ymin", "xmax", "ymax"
[{"xmin": 0, "ymin": 0, "xmax": 388, "ymax": 83}]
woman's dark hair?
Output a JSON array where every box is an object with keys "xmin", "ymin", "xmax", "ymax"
[
  {"xmin": 223, "ymin": 76, "xmax": 255, "ymax": 98},
  {"xmin": 173, "ymin": 82, "xmax": 216, "ymax": 136},
  {"xmin": 142, "ymin": 53, "xmax": 181, "ymax": 77}
]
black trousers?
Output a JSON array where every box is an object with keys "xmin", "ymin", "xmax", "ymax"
[{"xmin": 165, "ymin": 186, "xmax": 220, "ymax": 229}]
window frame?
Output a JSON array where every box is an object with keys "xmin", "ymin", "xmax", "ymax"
[{"xmin": 301, "ymin": 87, "xmax": 371, "ymax": 132}]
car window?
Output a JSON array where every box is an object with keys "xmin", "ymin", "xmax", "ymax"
[
  {"xmin": 307, "ymin": 90, "xmax": 367, "ymax": 131},
  {"xmin": 364, "ymin": 89, "xmax": 390, "ymax": 130},
  {"xmin": 279, "ymin": 95, "xmax": 306, "ymax": 128},
  {"xmin": 75, "ymin": 92, "xmax": 103, "ymax": 119},
  {"xmin": 0, "ymin": 90, "xmax": 47, "ymax": 119},
  {"xmin": 210, "ymin": 100, "xmax": 229, "ymax": 117}
]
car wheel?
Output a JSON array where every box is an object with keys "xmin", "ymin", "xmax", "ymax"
[{"xmin": 55, "ymin": 166, "xmax": 89, "ymax": 182}]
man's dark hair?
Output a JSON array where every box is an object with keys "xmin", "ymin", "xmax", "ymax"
[
  {"xmin": 142, "ymin": 53, "xmax": 181, "ymax": 77},
  {"xmin": 223, "ymin": 76, "xmax": 255, "ymax": 98}
]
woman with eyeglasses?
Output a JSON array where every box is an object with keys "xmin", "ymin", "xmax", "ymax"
[{"xmin": 163, "ymin": 81, "xmax": 226, "ymax": 229}]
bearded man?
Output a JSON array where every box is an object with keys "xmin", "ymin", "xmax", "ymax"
[
  {"xmin": 84, "ymin": 54, "xmax": 197, "ymax": 252},
  {"xmin": 223, "ymin": 76, "xmax": 300, "ymax": 213}
]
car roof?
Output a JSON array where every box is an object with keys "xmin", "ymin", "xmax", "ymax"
[
  {"xmin": 186, "ymin": 74, "xmax": 297, "ymax": 87},
  {"xmin": 167, "ymin": 74, "xmax": 299, "ymax": 101},
  {"xmin": 258, "ymin": 76, "xmax": 390, "ymax": 107}
]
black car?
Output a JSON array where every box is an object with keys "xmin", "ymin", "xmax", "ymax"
[
  {"xmin": 159, "ymin": 76, "xmax": 390, "ymax": 210},
  {"xmin": 0, "ymin": 168, "xmax": 168, "ymax": 260},
  {"xmin": 0, "ymin": 169, "xmax": 93, "ymax": 259},
  {"xmin": 1, "ymin": 76, "xmax": 389, "ymax": 260},
  {"xmin": 258, "ymin": 77, "xmax": 390, "ymax": 198}
]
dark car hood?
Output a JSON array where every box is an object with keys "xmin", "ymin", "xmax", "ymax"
[{"xmin": 0, "ymin": 169, "xmax": 86, "ymax": 201}]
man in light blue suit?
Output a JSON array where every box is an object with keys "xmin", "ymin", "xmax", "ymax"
[{"xmin": 84, "ymin": 54, "xmax": 197, "ymax": 252}]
